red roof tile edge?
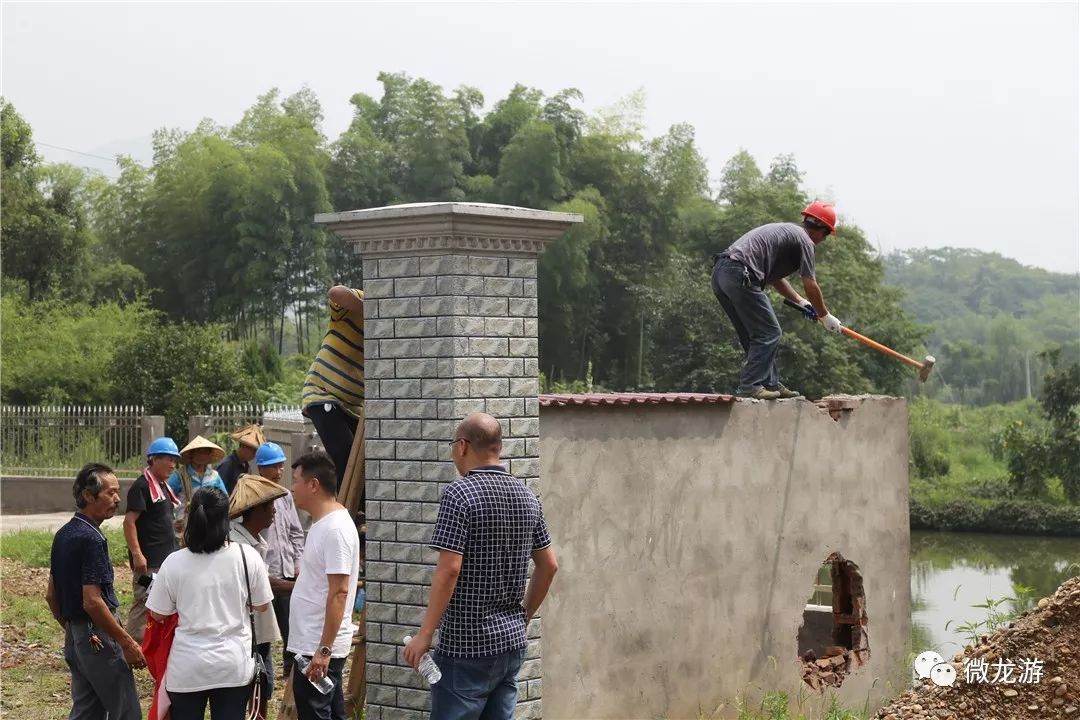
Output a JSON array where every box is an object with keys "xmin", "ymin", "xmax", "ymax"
[
  {"xmin": 538, "ymin": 392, "xmax": 737, "ymax": 407},
  {"xmin": 538, "ymin": 393, "xmax": 873, "ymax": 413}
]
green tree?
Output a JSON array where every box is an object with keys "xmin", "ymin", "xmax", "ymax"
[
  {"xmin": 0, "ymin": 294, "xmax": 157, "ymax": 404},
  {"xmin": 996, "ymin": 348, "xmax": 1080, "ymax": 502},
  {"xmin": 495, "ymin": 120, "xmax": 566, "ymax": 208},
  {"xmin": 371, "ymin": 72, "xmax": 472, "ymax": 201},
  {"xmin": 637, "ymin": 251, "xmax": 742, "ymax": 391},
  {"xmin": 539, "ymin": 189, "xmax": 607, "ymax": 382},
  {"xmin": 472, "ymin": 84, "xmax": 544, "ymax": 177},
  {"xmin": 327, "ymin": 92, "xmax": 396, "ymax": 210},
  {"xmin": 1, "ymin": 101, "xmax": 93, "ymax": 301},
  {"xmin": 109, "ymin": 322, "xmax": 256, "ymax": 438}
]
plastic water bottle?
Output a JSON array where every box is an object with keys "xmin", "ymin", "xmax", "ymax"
[
  {"xmin": 293, "ymin": 654, "xmax": 335, "ymax": 694},
  {"xmin": 403, "ymin": 635, "xmax": 442, "ymax": 685}
]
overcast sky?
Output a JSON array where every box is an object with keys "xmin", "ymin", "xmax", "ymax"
[{"xmin": 3, "ymin": 1, "xmax": 1078, "ymax": 272}]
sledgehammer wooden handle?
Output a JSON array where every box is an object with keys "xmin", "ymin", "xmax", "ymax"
[
  {"xmin": 840, "ymin": 326, "xmax": 921, "ymax": 369},
  {"xmin": 781, "ymin": 298, "xmax": 935, "ymax": 381}
]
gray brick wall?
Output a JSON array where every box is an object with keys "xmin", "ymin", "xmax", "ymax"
[{"xmin": 363, "ymin": 253, "xmax": 542, "ymax": 719}]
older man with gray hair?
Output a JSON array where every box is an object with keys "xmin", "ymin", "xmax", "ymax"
[{"xmin": 48, "ymin": 463, "xmax": 145, "ymax": 720}]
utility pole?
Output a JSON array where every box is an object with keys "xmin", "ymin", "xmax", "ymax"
[
  {"xmin": 1025, "ymin": 351, "xmax": 1032, "ymax": 399},
  {"xmin": 637, "ymin": 312, "xmax": 644, "ymax": 388}
]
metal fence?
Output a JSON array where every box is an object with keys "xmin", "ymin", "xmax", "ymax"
[
  {"xmin": 1, "ymin": 405, "xmax": 146, "ymax": 478},
  {"xmin": 197, "ymin": 403, "xmax": 303, "ymax": 450}
]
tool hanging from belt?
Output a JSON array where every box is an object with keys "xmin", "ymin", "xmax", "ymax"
[{"xmin": 713, "ymin": 252, "xmax": 764, "ymax": 290}]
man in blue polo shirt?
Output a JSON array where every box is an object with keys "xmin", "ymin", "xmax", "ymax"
[
  {"xmin": 47, "ymin": 463, "xmax": 145, "ymax": 720},
  {"xmin": 405, "ymin": 413, "xmax": 559, "ymax": 720}
]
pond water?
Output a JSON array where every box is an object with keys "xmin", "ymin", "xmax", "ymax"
[{"xmin": 910, "ymin": 530, "xmax": 1080, "ymax": 657}]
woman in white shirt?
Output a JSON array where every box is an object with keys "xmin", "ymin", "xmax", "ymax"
[{"xmin": 146, "ymin": 487, "xmax": 273, "ymax": 720}]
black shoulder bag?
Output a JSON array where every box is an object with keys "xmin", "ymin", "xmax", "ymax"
[{"xmin": 239, "ymin": 542, "xmax": 267, "ymax": 720}]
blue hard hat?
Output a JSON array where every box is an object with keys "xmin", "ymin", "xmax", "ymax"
[
  {"xmin": 255, "ymin": 442, "xmax": 287, "ymax": 467},
  {"xmin": 146, "ymin": 437, "xmax": 181, "ymax": 458}
]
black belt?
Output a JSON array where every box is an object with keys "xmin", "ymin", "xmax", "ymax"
[{"xmin": 714, "ymin": 253, "xmax": 764, "ymax": 289}]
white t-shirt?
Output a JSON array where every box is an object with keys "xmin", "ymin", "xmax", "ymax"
[
  {"xmin": 287, "ymin": 508, "xmax": 359, "ymax": 658},
  {"xmin": 146, "ymin": 542, "xmax": 273, "ymax": 692}
]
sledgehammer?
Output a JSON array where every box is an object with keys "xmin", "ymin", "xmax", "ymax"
[{"xmin": 782, "ymin": 298, "xmax": 936, "ymax": 382}]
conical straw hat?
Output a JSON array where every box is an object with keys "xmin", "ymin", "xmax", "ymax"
[
  {"xmin": 180, "ymin": 435, "xmax": 226, "ymax": 464},
  {"xmin": 229, "ymin": 473, "xmax": 288, "ymax": 518},
  {"xmin": 230, "ymin": 424, "xmax": 266, "ymax": 449}
]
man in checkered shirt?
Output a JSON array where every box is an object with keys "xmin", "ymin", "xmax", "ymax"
[{"xmin": 404, "ymin": 412, "xmax": 559, "ymax": 720}]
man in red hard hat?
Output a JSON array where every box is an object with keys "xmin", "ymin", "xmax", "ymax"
[{"xmin": 710, "ymin": 201, "xmax": 844, "ymax": 400}]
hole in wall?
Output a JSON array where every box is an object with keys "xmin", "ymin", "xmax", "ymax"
[{"xmin": 797, "ymin": 552, "xmax": 870, "ymax": 691}]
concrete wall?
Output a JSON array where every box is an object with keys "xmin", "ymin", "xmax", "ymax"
[
  {"xmin": 538, "ymin": 396, "xmax": 911, "ymax": 719},
  {"xmin": 0, "ymin": 417, "xmax": 313, "ymax": 516},
  {"xmin": 1, "ymin": 475, "xmax": 138, "ymax": 514}
]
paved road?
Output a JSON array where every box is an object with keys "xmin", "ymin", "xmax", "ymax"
[{"xmin": 1, "ymin": 512, "xmax": 125, "ymax": 533}]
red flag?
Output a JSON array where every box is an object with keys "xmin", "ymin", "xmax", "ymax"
[{"xmin": 143, "ymin": 614, "xmax": 178, "ymax": 720}]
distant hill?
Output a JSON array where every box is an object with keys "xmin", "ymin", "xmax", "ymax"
[
  {"xmin": 884, "ymin": 248, "xmax": 1078, "ymax": 404},
  {"xmin": 884, "ymin": 247, "xmax": 1078, "ymax": 326}
]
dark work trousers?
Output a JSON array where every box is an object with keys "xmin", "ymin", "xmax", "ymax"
[
  {"xmin": 257, "ymin": 641, "xmax": 274, "ymax": 714},
  {"xmin": 711, "ymin": 256, "xmax": 783, "ymax": 393},
  {"xmin": 272, "ymin": 586, "xmax": 295, "ymax": 676},
  {"xmin": 168, "ymin": 684, "xmax": 249, "ymax": 720},
  {"xmin": 307, "ymin": 403, "xmax": 360, "ymax": 493},
  {"xmin": 63, "ymin": 617, "xmax": 142, "ymax": 720},
  {"xmin": 291, "ymin": 655, "xmax": 347, "ymax": 720}
]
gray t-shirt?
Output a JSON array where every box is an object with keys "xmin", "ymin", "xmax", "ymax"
[{"xmin": 725, "ymin": 222, "xmax": 817, "ymax": 285}]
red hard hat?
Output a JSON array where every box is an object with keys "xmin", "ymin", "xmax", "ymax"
[{"xmin": 801, "ymin": 200, "xmax": 837, "ymax": 234}]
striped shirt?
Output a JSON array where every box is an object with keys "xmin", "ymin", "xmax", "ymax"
[{"xmin": 302, "ymin": 288, "xmax": 365, "ymax": 418}]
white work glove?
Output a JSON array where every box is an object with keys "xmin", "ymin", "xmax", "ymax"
[{"xmin": 822, "ymin": 313, "xmax": 843, "ymax": 334}]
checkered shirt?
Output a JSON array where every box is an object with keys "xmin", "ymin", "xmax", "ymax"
[{"xmin": 429, "ymin": 466, "xmax": 551, "ymax": 658}]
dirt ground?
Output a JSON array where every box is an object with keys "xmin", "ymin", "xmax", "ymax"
[
  {"xmin": 0, "ymin": 556, "xmax": 293, "ymax": 719},
  {"xmin": 0, "ymin": 558, "xmax": 153, "ymax": 719},
  {"xmin": 875, "ymin": 575, "xmax": 1080, "ymax": 720}
]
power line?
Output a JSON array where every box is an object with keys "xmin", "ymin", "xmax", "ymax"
[{"xmin": 37, "ymin": 141, "xmax": 120, "ymax": 164}]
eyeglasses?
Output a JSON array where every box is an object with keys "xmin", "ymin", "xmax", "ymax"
[{"xmin": 446, "ymin": 438, "xmax": 472, "ymax": 447}]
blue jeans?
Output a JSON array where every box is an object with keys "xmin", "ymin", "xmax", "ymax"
[
  {"xmin": 430, "ymin": 648, "xmax": 526, "ymax": 720},
  {"xmin": 711, "ymin": 257, "xmax": 782, "ymax": 392}
]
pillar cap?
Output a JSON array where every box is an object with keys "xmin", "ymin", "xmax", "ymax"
[{"xmin": 315, "ymin": 202, "xmax": 583, "ymax": 258}]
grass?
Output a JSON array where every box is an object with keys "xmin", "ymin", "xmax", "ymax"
[
  {"xmin": 0, "ymin": 531, "xmax": 306, "ymax": 719},
  {"xmin": 908, "ymin": 397, "xmax": 1073, "ymax": 507},
  {"xmin": 1, "ymin": 527, "xmax": 130, "ymax": 567},
  {"xmin": 671, "ymin": 691, "xmax": 870, "ymax": 720},
  {"xmin": 0, "ymin": 554, "xmax": 154, "ymax": 720},
  {"xmin": 4, "ymin": 592, "xmax": 61, "ymax": 644}
]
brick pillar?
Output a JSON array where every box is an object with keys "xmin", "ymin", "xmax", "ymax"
[{"xmin": 316, "ymin": 203, "xmax": 582, "ymax": 720}]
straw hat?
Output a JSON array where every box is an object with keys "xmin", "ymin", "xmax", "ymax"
[
  {"xmin": 230, "ymin": 424, "xmax": 266, "ymax": 450},
  {"xmin": 229, "ymin": 473, "xmax": 288, "ymax": 518},
  {"xmin": 180, "ymin": 435, "xmax": 226, "ymax": 464}
]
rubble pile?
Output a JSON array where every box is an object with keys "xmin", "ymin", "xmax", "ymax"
[
  {"xmin": 875, "ymin": 576, "xmax": 1080, "ymax": 720},
  {"xmin": 800, "ymin": 646, "xmax": 854, "ymax": 690}
]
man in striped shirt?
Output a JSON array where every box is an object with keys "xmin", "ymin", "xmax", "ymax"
[{"xmin": 302, "ymin": 285, "xmax": 364, "ymax": 490}]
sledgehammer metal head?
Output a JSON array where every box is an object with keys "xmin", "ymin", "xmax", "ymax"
[{"xmin": 918, "ymin": 356, "xmax": 936, "ymax": 383}]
